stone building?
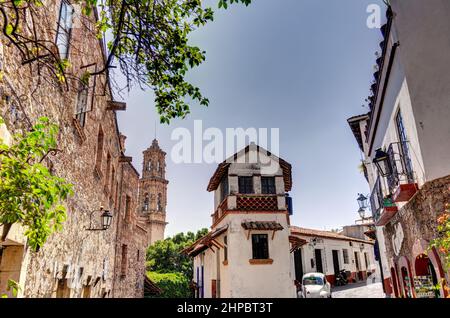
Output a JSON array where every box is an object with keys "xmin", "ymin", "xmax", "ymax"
[
  {"xmin": 138, "ymin": 139, "xmax": 168, "ymax": 245},
  {"xmin": 0, "ymin": 0, "xmax": 153, "ymax": 298},
  {"xmin": 347, "ymin": 1, "xmax": 450, "ymax": 298}
]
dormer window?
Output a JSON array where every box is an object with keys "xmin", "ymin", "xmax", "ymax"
[
  {"xmin": 261, "ymin": 177, "xmax": 276, "ymax": 194},
  {"xmin": 238, "ymin": 176, "xmax": 253, "ymax": 194}
]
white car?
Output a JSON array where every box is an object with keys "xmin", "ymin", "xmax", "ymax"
[{"xmin": 298, "ymin": 273, "xmax": 332, "ymax": 298}]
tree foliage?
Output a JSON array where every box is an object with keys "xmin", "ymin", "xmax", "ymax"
[
  {"xmin": 0, "ymin": 117, "xmax": 73, "ymax": 251},
  {"xmin": 430, "ymin": 202, "xmax": 450, "ymax": 297},
  {"xmin": 146, "ymin": 228, "xmax": 208, "ymax": 280},
  {"xmin": 146, "ymin": 271, "xmax": 190, "ymax": 298},
  {"xmin": 0, "ymin": 0, "xmax": 251, "ymax": 123}
]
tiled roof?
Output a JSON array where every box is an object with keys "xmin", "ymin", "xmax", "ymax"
[
  {"xmin": 207, "ymin": 144, "xmax": 292, "ymax": 192},
  {"xmin": 290, "ymin": 226, "xmax": 374, "ymax": 244},
  {"xmin": 241, "ymin": 221, "xmax": 284, "ymax": 231}
]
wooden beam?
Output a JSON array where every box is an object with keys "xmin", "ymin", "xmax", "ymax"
[
  {"xmin": 272, "ymin": 230, "xmax": 276, "ymax": 240},
  {"xmin": 211, "ymin": 239, "xmax": 224, "ymax": 249},
  {"xmin": 119, "ymin": 156, "xmax": 132, "ymax": 163},
  {"xmin": 106, "ymin": 100, "xmax": 127, "ymax": 111},
  {"xmin": 247, "ymin": 229, "xmax": 251, "ymax": 240}
]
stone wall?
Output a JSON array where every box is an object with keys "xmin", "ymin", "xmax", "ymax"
[
  {"xmin": 0, "ymin": 0, "xmax": 149, "ymax": 298},
  {"xmin": 383, "ymin": 175, "xmax": 450, "ymax": 285}
]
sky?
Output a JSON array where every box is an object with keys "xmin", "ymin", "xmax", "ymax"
[{"xmin": 116, "ymin": 0, "xmax": 387, "ymax": 237}]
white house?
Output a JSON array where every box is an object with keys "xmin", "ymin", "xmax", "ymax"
[
  {"xmin": 290, "ymin": 227, "xmax": 376, "ymax": 286},
  {"xmin": 184, "ymin": 143, "xmax": 377, "ymax": 298},
  {"xmin": 347, "ymin": 1, "xmax": 450, "ymax": 298},
  {"xmin": 184, "ymin": 143, "xmax": 296, "ymax": 298}
]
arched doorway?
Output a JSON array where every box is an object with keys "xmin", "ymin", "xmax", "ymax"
[
  {"xmin": 390, "ymin": 267, "xmax": 400, "ymax": 298},
  {"xmin": 414, "ymin": 254, "xmax": 440, "ymax": 298},
  {"xmin": 400, "ymin": 266, "xmax": 413, "ymax": 298}
]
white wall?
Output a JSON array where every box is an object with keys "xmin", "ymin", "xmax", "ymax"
[{"xmin": 293, "ymin": 236, "xmax": 376, "ymax": 276}]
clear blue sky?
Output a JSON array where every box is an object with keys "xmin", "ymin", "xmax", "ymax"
[{"xmin": 116, "ymin": 0, "xmax": 387, "ymax": 237}]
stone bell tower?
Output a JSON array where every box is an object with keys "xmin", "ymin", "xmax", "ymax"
[{"xmin": 138, "ymin": 139, "xmax": 168, "ymax": 245}]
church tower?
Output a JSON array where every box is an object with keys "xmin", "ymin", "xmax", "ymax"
[{"xmin": 138, "ymin": 139, "xmax": 168, "ymax": 245}]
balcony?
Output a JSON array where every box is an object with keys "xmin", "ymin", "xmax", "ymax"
[
  {"xmin": 211, "ymin": 194, "xmax": 281, "ymax": 224},
  {"xmin": 370, "ymin": 177, "xmax": 398, "ymax": 226},
  {"xmin": 386, "ymin": 142, "xmax": 419, "ymax": 202}
]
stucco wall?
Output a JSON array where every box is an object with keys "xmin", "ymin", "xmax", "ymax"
[{"xmin": 390, "ymin": 0, "xmax": 450, "ymax": 182}]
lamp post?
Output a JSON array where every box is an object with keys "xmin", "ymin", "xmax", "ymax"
[
  {"xmin": 85, "ymin": 206, "xmax": 113, "ymax": 231},
  {"xmin": 373, "ymin": 148, "xmax": 391, "ymax": 177}
]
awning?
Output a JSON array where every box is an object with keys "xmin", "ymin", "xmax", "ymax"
[
  {"xmin": 289, "ymin": 235, "xmax": 307, "ymax": 253},
  {"xmin": 241, "ymin": 221, "xmax": 284, "ymax": 231},
  {"xmin": 182, "ymin": 225, "xmax": 228, "ymax": 257},
  {"xmin": 144, "ymin": 276, "xmax": 162, "ymax": 296}
]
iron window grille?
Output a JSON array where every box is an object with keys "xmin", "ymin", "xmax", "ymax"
[{"xmin": 370, "ymin": 176, "xmax": 384, "ymax": 222}]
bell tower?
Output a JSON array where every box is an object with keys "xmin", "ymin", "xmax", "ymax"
[{"xmin": 138, "ymin": 139, "xmax": 168, "ymax": 245}]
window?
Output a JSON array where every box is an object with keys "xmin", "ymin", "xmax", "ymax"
[
  {"xmin": 343, "ymin": 249, "xmax": 349, "ymax": 264},
  {"xmin": 121, "ymin": 245, "xmax": 128, "ymax": 277},
  {"xmin": 137, "ymin": 250, "xmax": 140, "ymax": 262},
  {"xmin": 75, "ymin": 81, "xmax": 89, "ymax": 127},
  {"xmin": 124, "ymin": 195, "xmax": 131, "ymax": 221},
  {"xmin": 105, "ymin": 153, "xmax": 111, "ymax": 189},
  {"xmin": 56, "ymin": 0, "xmax": 74, "ymax": 60},
  {"xmin": 395, "ymin": 110, "xmax": 414, "ymax": 182},
  {"xmin": 147, "ymin": 161, "xmax": 152, "ymax": 171},
  {"xmin": 223, "ymin": 236, "xmax": 228, "ymax": 262},
  {"xmin": 95, "ymin": 127, "xmax": 104, "ymax": 173},
  {"xmin": 252, "ymin": 234, "xmax": 269, "ymax": 259},
  {"xmin": 157, "ymin": 193, "xmax": 162, "ymax": 211},
  {"xmin": 143, "ymin": 194, "xmax": 149, "ymax": 212},
  {"xmin": 364, "ymin": 252, "xmax": 369, "ymax": 269},
  {"xmin": 261, "ymin": 177, "xmax": 276, "ymax": 194},
  {"xmin": 238, "ymin": 176, "xmax": 253, "ymax": 194},
  {"xmin": 220, "ymin": 177, "xmax": 229, "ymax": 203},
  {"xmin": 110, "ymin": 167, "xmax": 115, "ymax": 201}
]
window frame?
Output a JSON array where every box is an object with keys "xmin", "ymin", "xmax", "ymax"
[
  {"xmin": 343, "ymin": 249, "xmax": 349, "ymax": 264},
  {"xmin": 238, "ymin": 176, "xmax": 254, "ymax": 194},
  {"xmin": 55, "ymin": 0, "xmax": 74, "ymax": 60},
  {"xmin": 251, "ymin": 234, "xmax": 269, "ymax": 260},
  {"xmin": 75, "ymin": 81, "xmax": 89, "ymax": 127},
  {"xmin": 261, "ymin": 176, "xmax": 276, "ymax": 194}
]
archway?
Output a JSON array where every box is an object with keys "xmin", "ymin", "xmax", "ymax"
[
  {"xmin": 400, "ymin": 265, "xmax": 416, "ymax": 298},
  {"xmin": 414, "ymin": 254, "xmax": 440, "ymax": 298},
  {"xmin": 390, "ymin": 267, "xmax": 400, "ymax": 298}
]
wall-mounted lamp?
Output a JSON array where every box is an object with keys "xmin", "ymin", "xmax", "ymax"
[{"xmin": 85, "ymin": 206, "xmax": 113, "ymax": 231}]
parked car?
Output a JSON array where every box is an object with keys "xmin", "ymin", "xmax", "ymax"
[{"xmin": 298, "ymin": 273, "xmax": 332, "ymax": 298}]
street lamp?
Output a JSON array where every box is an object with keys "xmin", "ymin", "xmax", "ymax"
[
  {"xmin": 85, "ymin": 206, "xmax": 113, "ymax": 231},
  {"xmin": 358, "ymin": 207, "xmax": 366, "ymax": 220},
  {"xmin": 373, "ymin": 148, "xmax": 391, "ymax": 177},
  {"xmin": 357, "ymin": 193, "xmax": 369, "ymax": 210}
]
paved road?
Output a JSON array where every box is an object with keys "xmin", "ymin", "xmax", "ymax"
[{"xmin": 332, "ymin": 281, "xmax": 385, "ymax": 298}]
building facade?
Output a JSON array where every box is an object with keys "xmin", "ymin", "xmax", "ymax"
[
  {"xmin": 185, "ymin": 143, "xmax": 297, "ymax": 298},
  {"xmin": 0, "ymin": 0, "xmax": 154, "ymax": 298},
  {"xmin": 290, "ymin": 227, "xmax": 376, "ymax": 286},
  {"xmin": 347, "ymin": 1, "xmax": 450, "ymax": 298},
  {"xmin": 138, "ymin": 139, "xmax": 168, "ymax": 245}
]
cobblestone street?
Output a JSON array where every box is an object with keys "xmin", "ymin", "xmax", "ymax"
[{"xmin": 332, "ymin": 282, "xmax": 385, "ymax": 298}]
